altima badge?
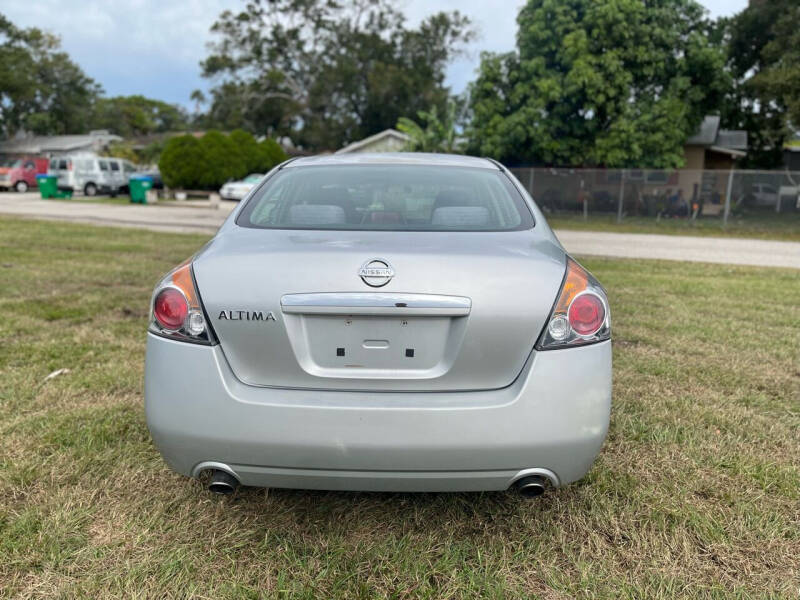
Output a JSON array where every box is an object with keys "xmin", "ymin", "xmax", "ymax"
[
  {"xmin": 218, "ymin": 310, "xmax": 276, "ymax": 321},
  {"xmin": 358, "ymin": 259, "xmax": 394, "ymax": 287}
]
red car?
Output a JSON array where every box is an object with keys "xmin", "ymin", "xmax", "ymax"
[{"xmin": 0, "ymin": 157, "xmax": 49, "ymax": 192}]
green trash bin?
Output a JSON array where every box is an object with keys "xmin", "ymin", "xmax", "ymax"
[
  {"xmin": 36, "ymin": 174, "xmax": 58, "ymax": 199},
  {"xmin": 129, "ymin": 175, "xmax": 153, "ymax": 204}
]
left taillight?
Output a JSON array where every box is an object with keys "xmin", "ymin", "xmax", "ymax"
[
  {"xmin": 536, "ymin": 257, "xmax": 611, "ymax": 350},
  {"xmin": 148, "ymin": 261, "xmax": 216, "ymax": 345}
]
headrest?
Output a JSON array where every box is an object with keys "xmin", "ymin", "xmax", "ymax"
[
  {"xmin": 289, "ymin": 204, "xmax": 346, "ymax": 225},
  {"xmin": 431, "ymin": 206, "xmax": 490, "ymax": 227}
]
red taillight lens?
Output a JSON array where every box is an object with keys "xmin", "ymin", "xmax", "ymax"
[
  {"xmin": 149, "ymin": 262, "xmax": 216, "ymax": 345},
  {"xmin": 154, "ymin": 288, "xmax": 188, "ymax": 330},
  {"xmin": 568, "ymin": 293, "xmax": 605, "ymax": 336}
]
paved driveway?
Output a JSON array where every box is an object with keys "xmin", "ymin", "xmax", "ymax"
[
  {"xmin": 555, "ymin": 230, "xmax": 800, "ymax": 269},
  {"xmin": 2, "ymin": 192, "xmax": 799, "ymax": 268},
  {"xmin": 0, "ymin": 192, "xmax": 235, "ymax": 234}
]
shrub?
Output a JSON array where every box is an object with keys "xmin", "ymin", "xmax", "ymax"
[
  {"xmin": 229, "ymin": 129, "xmax": 262, "ymax": 174},
  {"xmin": 199, "ymin": 130, "xmax": 246, "ymax": 188},
  {"xmin": 158, "ymin": 131, "xmax": 288, "ymax": 189},
  {"xmin": 158, "ymin": 135, "xmax": 206, "ymax": 189},
  {"xmin": 259, "ymin": 138, "xmax": 288, "ymax": 170}
]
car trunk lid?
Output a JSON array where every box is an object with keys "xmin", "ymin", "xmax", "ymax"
[{"xmin": 192, "ymin": 227, "xmax": 565, "ymax": 392}]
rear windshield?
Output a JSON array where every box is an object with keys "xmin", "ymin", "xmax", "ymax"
[{"xmin": 237, "ymin": 165, "xmax": 534, "ymax": 231}]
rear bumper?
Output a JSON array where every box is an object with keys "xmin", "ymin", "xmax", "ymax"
[{"xmin": 145, "ymin": 334, "xmax": 612, "ymax": 492}]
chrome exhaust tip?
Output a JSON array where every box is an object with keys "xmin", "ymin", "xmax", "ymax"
[
  {"xmin": 208, "ymin": 469, "xmax": 240, "ymax": 495},
  {"xmin": 515, "ymin": 475, "xmax": 547, "ymax": 499}
]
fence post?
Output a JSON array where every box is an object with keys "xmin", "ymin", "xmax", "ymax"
[
  {"xmin": 723, "ymin": 168, "xmax": 734, "ymax": 228},
  {"xmin": 528, "ymin": 169, "xmax": 534, "ymax": 196},
  {"xmin": 616, "ymin": 169, "xmax": 625, "ymax": 223}
]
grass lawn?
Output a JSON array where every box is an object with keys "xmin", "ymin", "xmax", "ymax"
[
  {"xmin": 548, "ymin": 210, "xmax": 800, "ymax": 242},
  {"xmin": 1, "ymin": 217, "xmax": 798, "ymax": 599}
]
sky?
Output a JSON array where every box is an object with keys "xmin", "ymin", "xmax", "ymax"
[{"xmin": 2, "ymin": 0, "xmax": 749, "ymax": 109}]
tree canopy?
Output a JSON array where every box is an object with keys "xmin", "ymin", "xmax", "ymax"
[
  {"xmin": 722, "ymin": 0, "xmax": 800, "ymax": 167},
  {"xmin": 0, "ymin": 13, "xmax": 100, "ymax": 137},
  {"xmin": 0, "ymin": 13, "xmax": 190, "ymax": 141},
  {"xmin": 396, "ymin": 98, "xmax": 466, "ymax": 154},
  {"xmin": 200, "ymin": 0, "xmax": 474, "ymax": 151},
  {"xmin": 91, "ymin": 95, "xmax": 189, "ymax": 138},
  {"xmin": 467, "ymin": 0, "xmax": 728, "ymax": 168}
]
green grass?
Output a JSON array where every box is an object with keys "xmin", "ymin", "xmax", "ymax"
[
  {"xmin": 548, "ymin": 210, "xmax": 800, "ymax": 242},
  {"xmin": 1, "ymin": 217, "xmax": 798, "ymax": 599}
]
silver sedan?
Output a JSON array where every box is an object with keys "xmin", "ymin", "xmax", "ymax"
[{"xmin": 145, "ymin": 153, "xmax": 612, "ymax": 498}]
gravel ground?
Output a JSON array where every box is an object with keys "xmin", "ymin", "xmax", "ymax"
[{"xmin": 2, "ymin": 192, "xmax": 799, "ymax": 268}]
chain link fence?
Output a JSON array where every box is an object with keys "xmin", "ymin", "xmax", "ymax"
[{"xmin": 508, "ymin": 168, "xmax": 800, "ymax": 225}]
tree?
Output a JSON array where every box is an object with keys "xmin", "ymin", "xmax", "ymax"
[
  {"xmin": 723, "ymin": 1, "xmax": 800, "ymax": 168},
  {"xmin": 190, "ymin": 89, "xmax": 206, "ymax": 115},
  {"xmin": 397, "ymin": 98, "xmax": 466, "ymax": 153},
  {"xmin": 90, "ymin": 95, "xmax": 189, "ymax": 137},
  {"xmin": 467, "ymin": 0, "xmax": 728, "ymax": 168},
  {"xmin": 0, "ymin": 13, "xmax": 100, "ymax": 136},
  {"xmin": 201, "ymin": 0, "xmax": 473, "ymax": 151}
]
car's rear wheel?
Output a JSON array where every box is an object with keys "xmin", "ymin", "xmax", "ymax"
[
  {"xmin": 15, "ymin": 181, "xmax": 28, "ymax": 193},
  {"xmin": 84, "ymin": 182, "xmax": 97, "ymax": 197}
]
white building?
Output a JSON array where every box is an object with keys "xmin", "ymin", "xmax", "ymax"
[
  {"xmin": 335, "ymin": 129, "xmax": 410, "ymax": 154},
  {"xmin": 0, "ymin": 130, "xmax": 122, "ymax": 158}
]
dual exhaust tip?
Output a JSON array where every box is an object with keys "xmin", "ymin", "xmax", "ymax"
[{"xmin": 205, "ymin": 470, "xmax": 547, "ymax": 498}]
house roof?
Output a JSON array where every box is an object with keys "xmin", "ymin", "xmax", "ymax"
[
  {"xmin": 335, "ymin": 129, "xmax": 410, "ymax": 154},
  {"xmin": 687, "ymin": 116, "xmax": 721, "ymax": 146},
  {"xmin": 686, "ymin": 116, "xmax": 748, "ymax": 156},
  {"xmin": 0, "ymin": 131, "xmax": 122, "ymax": 155}
]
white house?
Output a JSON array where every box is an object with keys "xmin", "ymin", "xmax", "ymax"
[
  {"xmin": 0, "ymin": 130, "xmax": 122, "ymax": 158},
  {"xmin": 335, "ymin": 129, "xmax": 410, "ymax": 154}
]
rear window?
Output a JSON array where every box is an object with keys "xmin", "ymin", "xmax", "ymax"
[{"xmin": 237, "ymin": 165, "xmax": 534, "ymax": 231}]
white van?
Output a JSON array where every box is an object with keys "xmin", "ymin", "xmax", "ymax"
[{"xmin": 48, "ymin": 156, "xmax": 138, "ymax": 196}]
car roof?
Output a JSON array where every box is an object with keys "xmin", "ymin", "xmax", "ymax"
[{"xmin": 284, "ymin": 152, "xmax": 499, "ymax": 170}]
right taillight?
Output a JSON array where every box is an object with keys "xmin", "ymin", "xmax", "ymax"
[{"xmin": 536, "ymin": 257, "xmax": 611, "ymax": 350}]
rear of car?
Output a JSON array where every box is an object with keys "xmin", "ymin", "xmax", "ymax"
[
  {"xmin": 0, "ymin": 157, "xmax": 47, "ymax": 192},
  {"xmin": 145, "ymin": 154, "xmax": 612, "ymax": 495}
]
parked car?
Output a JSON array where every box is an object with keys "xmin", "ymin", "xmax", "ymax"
[
  {"xmin": 48, "ymin": 155, "xmax": 138, "ymax": 196},
  {"xmin": 135, "ymin": 169, "xmax": 163, "ymax": 190},
  {"xmin": 145, "ymin": 153, "xmax": 612, "ymax": 498},
  {"xmin": 0, "ymin": 157, "xmax": 49, "ymax": 192},
  {"xmin": 219, "ymin": 173, "xmax": 264, "ymax": 201},
  {"xmin": 744, "ymin": 182, "xmax": 779, "ymax": 208}
]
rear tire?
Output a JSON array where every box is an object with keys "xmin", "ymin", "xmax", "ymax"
[
  {"xmin": 14, "ymin": 181, "xmax": 28, "ymax": 193},
  {"xmin": 84, "ymin": 182, "xmax": 97, "ymax": 197}
]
